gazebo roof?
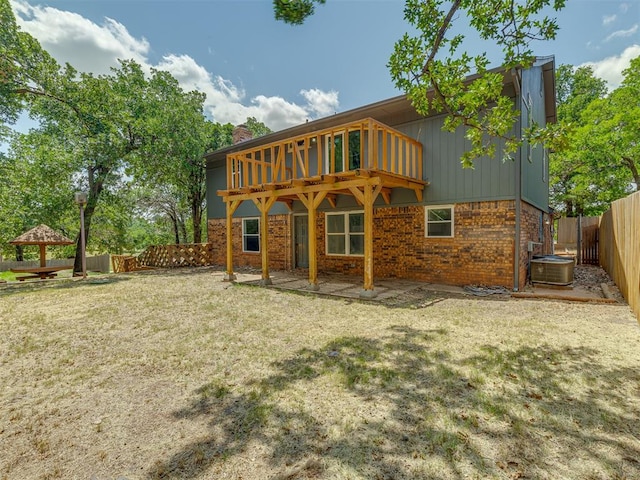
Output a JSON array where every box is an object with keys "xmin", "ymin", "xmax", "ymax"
[{"xmin": 9, "ymin": 224, "xmax": 74, "ymax": 246}]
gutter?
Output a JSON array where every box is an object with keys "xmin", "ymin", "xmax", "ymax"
[{"xmin": 513, "ymin": 67, "xmax": 523, "ymax": 291}]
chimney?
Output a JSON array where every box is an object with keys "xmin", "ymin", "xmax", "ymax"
[{"xmin": 232, "ymin": 124, "xmax": 252, "ymax": 145}]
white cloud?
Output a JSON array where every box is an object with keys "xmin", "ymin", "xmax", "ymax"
[
  {"xmin": 12, "ymin": 0, "xmax": 149, "ymax": 75},
  {"xmin": 603, "ymin": 14, "xmax": 617, "ymax": 27},
  {"xmin": 9, "ymin": 0, "xmax": 338, "ymax": 131},
  {"xmin": 300, "ymin": 89, "xmax": 340, "ymax": 118},
  {"xmin": 604, "ymin": 24, "xmax": 638, "ymax": 42},
  {"xmin": 579, "ymin": 44, "xmax": 640, "ymax": 89}
]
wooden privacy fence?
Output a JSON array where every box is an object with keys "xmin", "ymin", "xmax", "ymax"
[
  {"xmin": 112, "ymin": 244, "xmax": 214, "ymax": 273},
  {"xmin": 600, "ymin": 191, "xmax": 640, "ymax": 322},
  {"xmin": 580, "ymin": 219, "xmax": 600, "ymax": 265},
  {"xmin": 556, "ymin": 216, "xmax": 600, "ymax": 265}
]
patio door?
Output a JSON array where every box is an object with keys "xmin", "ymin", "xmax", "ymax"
[
  {"xmin": 324, "ymin": 130, "xmax": 361, "ymax": 173},
  {"xmin": 294, "ymin": 215, "xmax": 309, "ymax": 268}
]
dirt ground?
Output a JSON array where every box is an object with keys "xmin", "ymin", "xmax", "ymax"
[{"xmin": 0, "ymin": 267, "xmax": 638, "ymax": 480}]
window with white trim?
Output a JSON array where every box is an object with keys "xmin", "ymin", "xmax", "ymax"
[
  {"xmin": 231, "ymin": 162, "xmax": 243, "ymax": 188},
  {"xmin": 326, "ymin": 211, "xmax": 364, "ymax": 255},
  {"xmin": 242, "ymin": 218, "xmax": 260, "ymax": 252},
  {"xmin": 425, "ymin": 206, "xmax": 454, "ymax": 237}
]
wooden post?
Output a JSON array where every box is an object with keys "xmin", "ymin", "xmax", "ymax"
[
  {"xmin": 39, "ymin": 244, "xmax": 46, "ymax": 268},
  {"xmin": 224, "ymin": 199, "xmax": 242, "ymax": 281},
  {"xmin": 261, "ymin": 202, "xmax": 270, "ymax": 285},
  {"xmin": 253, "ymin": 197, "xmax": 276, "ymax": 286},
  {"xmin": 308, "ymin": 194, "xmax": 319, "ymax": 290},
  {"xmin": 361, "ymin": 184, "xmax": 376, "ymax": 297},
  {"xmin": 297, "ymin": 191, "xmax": 327, "ymax": 290}
]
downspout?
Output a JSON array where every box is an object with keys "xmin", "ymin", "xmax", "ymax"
[{"xmin": 512, "ymin": 67, "xmax": 523, "ymax": 291}]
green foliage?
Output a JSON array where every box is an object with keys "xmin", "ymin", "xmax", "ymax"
[
  {"xmin": 275, "ymin": 0, "xmax": 566, "ymax": 168},
  {"xmin": 388, "ymin": 0, "xmax": 565, "ymax": 167},
  {"xmin": 245, "ymin": 117, "xmax": 272, "ymax": 138},
  {"xmin": 273, "ymin": 0, "xmax": 326, "ymax": 25},
  {"xmin": 0, "ymin": 131, "xmax": 77, "ymax": 257},
  {"xmin": 551, "ymin": 59, "xmax": 639, "ymax": 216}
]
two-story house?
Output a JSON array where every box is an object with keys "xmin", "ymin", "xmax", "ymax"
[{"xmin": 205, "ymin": 57, "xmax": 556, "ymax": 297}]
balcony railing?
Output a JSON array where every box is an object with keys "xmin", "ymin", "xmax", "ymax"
[{"xmin": 225, "ymin": 117, "xmax": 423, "ymax": 191}]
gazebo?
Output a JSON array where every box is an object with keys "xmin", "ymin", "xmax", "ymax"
[{"xmin": 9, "ymin": 224, "xmax": 75, "ymax": 280}]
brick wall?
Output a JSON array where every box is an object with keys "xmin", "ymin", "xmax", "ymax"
[
  {"xmin": 519, "ymin": 201, "xmax": 553, "ymax": 288},
  {"xmin": 316, "ymin": 202, "xmax": 516, "ymax": 287},
  {"xmin": 208, "ymin": 214, "xmax": 292, "ymax": 270},
  {"xmin": 208, "ymin": 200, "xmax": 548, "ymax": 289}
]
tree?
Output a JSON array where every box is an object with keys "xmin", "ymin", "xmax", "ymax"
[
  {"xmin": 578, "ymin": 57, "xmax": 640, "ymax": 192},
  {"xmin": 550, "ymin": 58, "xmax": 640, "ymax": 216},
  {"xmin": 136, "ymin": 185, "xmax": 190, "ymax": 245},
  {"xmin": 273, "ymin": 0, "xmax": 326, "ymax": 25},
  {"xmin": 549, "ymin": 64, "xmax": 607, "ymax": 216},
  {"xmin": 274, "ymin": 0, "xmax": 566, "ymax": 167},
  {"xmin": 245, "ymin": 116, "xmax": 273, "ymax": 138},
  {"xmin": 0, "ymin": 131, "xmax": 77, "ymax": 259}
]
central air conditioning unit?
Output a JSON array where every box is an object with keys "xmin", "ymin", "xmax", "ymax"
[{"xmin": 530, "ymin": 255, "xmax": 575, "ymax": 286}]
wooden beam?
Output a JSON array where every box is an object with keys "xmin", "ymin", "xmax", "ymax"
[
  {"xmin": 296, "ymin": 191, "xmax": 324, "ymax": 290},
  {"xmin": 348, "ymin": 186, "xmax": 365, "ymax": 205},
  {"xmin": 361, "ymin": 184, "xmax": 375, "ymax": 297},
  {"xmin": 224, "ymin": 199, "xmax": 242, "ymax": 281},
  {"xmin": 312, "ymin": 190, "xmax": 328, "ymax": 209},
  {"xmin": 219, "ymin": 176, "xmax": 383, "ymax": 203},
  {"xmin": 282, "ymin": 199, "xmax": 294, "ymax": 210},
  {"xmin": 252, "ymin": 197, "xmax": 276, "ymax": 286},
  {"xmin": 380, "ymin": 187, "xmax": 391, "ymax": 205},
  {"xmin": 326, "ymin": 194, "xmax": 337, "ymax": 208},
  {"xmin": 296, "ymin": 193, "xmax": 311, "ymax": 210}
]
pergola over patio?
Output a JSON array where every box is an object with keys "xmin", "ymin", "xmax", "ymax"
[{"xmin": 217, "ymin": 117, "xmax": 427, "ymax": 297}]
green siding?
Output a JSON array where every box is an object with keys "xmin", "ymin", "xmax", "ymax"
[
  {"xmin": 397, "ymin": 115, "xmax": 517, "ymax": 205},
  {"xmin": 206, "ymin": 64, "xmax": 552, "ymax": 219},
  {"xmin": 520, "ymin": 65, "xmax": 550, "ymax": 211}
]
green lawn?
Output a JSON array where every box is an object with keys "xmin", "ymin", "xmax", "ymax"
[{"xmin": 0, "ymin": 268, "xmax": 638, "ymax": 480}]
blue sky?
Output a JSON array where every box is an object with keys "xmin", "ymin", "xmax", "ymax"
[{"xmin": 7, "ymin": 0, "xmax": 640, "ymax": 133}]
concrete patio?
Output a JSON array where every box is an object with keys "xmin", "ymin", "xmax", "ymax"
[{"xmin": 227, "ymin": 268, "xmax": 619, "ymax": 305}]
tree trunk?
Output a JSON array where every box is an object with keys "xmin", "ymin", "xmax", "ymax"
[
  {"xmin": 192, "ymin": 199, "xmax": 202, "ymax": 244},
  {"xmin": 564, "ymin": 199, "xmax": 574, "ymax": 217},
  {"xmin": 73, "ymin": 177, "xmax": 104, "ymax": 275},
  {"xmin": 171, "ymin": 215, "xmax": 180, "ymax": 244},
  {"xmin": 179, "ymin": 217, "xmax": 188, "ymax": 244},
  {"xmin": 622, "ymin": 157, "xmax": 640, "ymax": 191}
]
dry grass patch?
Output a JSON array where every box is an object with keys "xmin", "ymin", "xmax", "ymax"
[{"xmin": 0, "ymin": 268, "xmax": 639, "ymax": 480}]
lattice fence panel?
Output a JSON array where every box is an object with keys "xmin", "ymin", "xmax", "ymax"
[
  {"xmin": 111, "ymin": 255, "xmax": 144, "ymax": 273},
  {"xmin": 138, "ymin": 244, "xmax": 214, "ymax": 268}
]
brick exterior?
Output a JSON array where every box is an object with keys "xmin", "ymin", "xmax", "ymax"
[
  {"xmin": 519, "ymin": 201, "xmax": 553, "ymax": 289},
  {"xmin": 208, "ymin": 214, "xmax": 292, "ymax": 271},
  {"xmin": 208, "ymin": 200, "xmax": 550, "ymax": 289}
]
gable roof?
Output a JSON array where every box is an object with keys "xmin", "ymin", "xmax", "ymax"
[
  {"xmin": 9, "ymin": 224, "xmax": 74, "ymax": 246},
  {"xmin": 206, "ymin": 56, "xmax": 556, "ymax": 166}
]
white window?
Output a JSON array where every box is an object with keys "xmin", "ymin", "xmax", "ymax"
[
  {"xmin": 231, "ymin": 162, "xmax": 243, "ymax": 189},
  {"xmin": 425, "ymin": 206, "xmax": 454, "ymax": 238},
  {"xmin": 326, "ymin": 211, "xmax": 364, "ymax": 256},
  {"xmin": 242, "ymin": 218, "xmax": 260, "ymax": 252}
]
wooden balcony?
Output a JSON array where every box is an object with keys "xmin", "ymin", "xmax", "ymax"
[
  {"xmin": 218, "ymin": 117, "xmax": 426, "ymax": 205},
  {"xmin": 217, "ymin": 117, "xmax": 428, "ymax": 296}
]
